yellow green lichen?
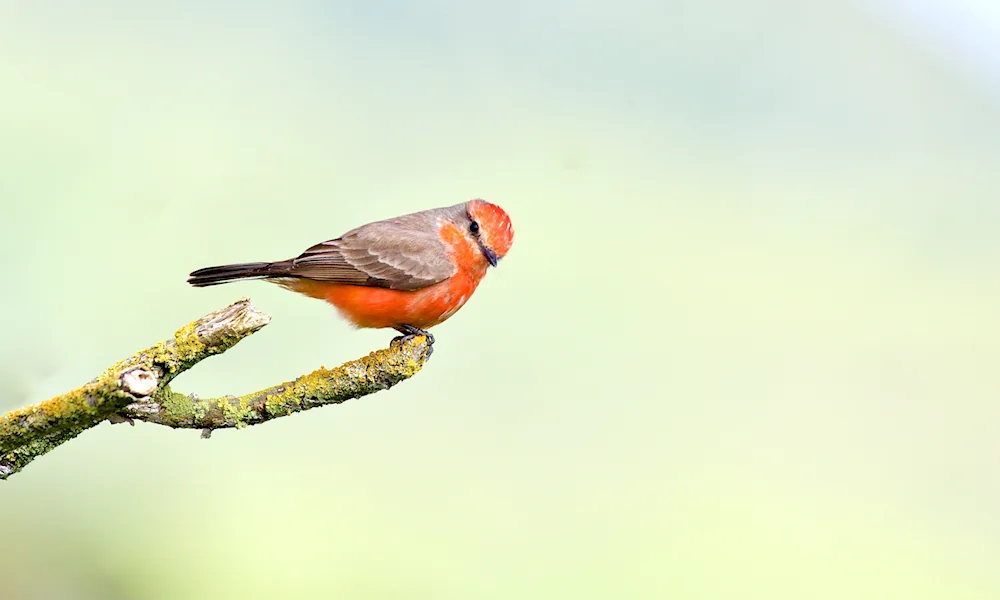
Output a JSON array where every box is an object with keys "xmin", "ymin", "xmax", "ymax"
[
  {"xmin": 1, "ymin": 303, "xmax": 429, "ymax": 480},
  {"xmin": 220, "ymin": 396, "xmax": 259, "ymax": 429},
  {"xmin": 263, "ymin": 390, "xmax": 301, "ymax": 418},
  {"xmin": 190, "ymin": 395, "xmax": 209, "ymax": 424},
  {"xmin": 155, "ymin": 389, "xmax": 204, "ymax": 427}
]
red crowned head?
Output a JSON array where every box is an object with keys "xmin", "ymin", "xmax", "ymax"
[{"xmin": 466, "ymin": 199, "xmax": 514, "ymax": 266}]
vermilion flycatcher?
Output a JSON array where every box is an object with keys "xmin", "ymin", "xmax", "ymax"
[{"xmin": 188, "ymin": 199, "xmax": 514, "ymax": 346}]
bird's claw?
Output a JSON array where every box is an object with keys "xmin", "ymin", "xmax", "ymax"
[
  {"xmin": 391, "ymin": 325, "xmax": 435, "ymax": 357},
  {"xmin": 391, "ymin": 333, "xmax": 435, "ymax": 346}
]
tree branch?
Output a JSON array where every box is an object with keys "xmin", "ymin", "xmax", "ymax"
[{"xmin": 0, "ymin": 298, "xmax": 432, "ymax": 480}]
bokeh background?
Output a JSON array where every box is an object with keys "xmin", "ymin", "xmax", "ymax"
[{"xmin": 2, "ymin": 1, "xmax": 999, "ymax": 598}]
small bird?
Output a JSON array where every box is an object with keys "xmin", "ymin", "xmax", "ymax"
[{"xmin": 188, "ymin": 199, "xmax": 514, "ymax": 348}]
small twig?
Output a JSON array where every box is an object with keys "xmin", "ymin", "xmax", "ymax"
[{"xmin": 0, "ymin": 298, "xmax": 432, "ymax": 480}]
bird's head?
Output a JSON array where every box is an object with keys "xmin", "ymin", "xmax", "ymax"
[{"xmin": 465, "ymin": 199, "xmax": 514, "ymax": 267}]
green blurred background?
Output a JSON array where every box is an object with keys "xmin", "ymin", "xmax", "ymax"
[{"xmin": 2, "ymin": 1, "xmax": 999, "ymax": 598}]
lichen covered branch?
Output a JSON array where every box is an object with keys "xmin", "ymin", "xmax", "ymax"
[
  {"xmin": 0, "ymin": 298, "xmax": 270, "ymax": 479},
  {"xmin": 121, "ymin": 337, "xmax": 430, "ymax": 433},
  {"xmin": 0, "ymin": 298, "xmax": 432, "ymax": 480}
]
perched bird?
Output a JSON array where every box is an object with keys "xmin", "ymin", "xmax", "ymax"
[{"xmin": 188, "ymin": 199, "xmax": 514, "ymax": 348}]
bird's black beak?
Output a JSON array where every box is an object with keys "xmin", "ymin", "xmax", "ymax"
[{"xmin": 479, "ymin": 242, "xmax": 499, "ymax": 267}]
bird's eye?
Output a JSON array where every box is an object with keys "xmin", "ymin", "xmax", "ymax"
[{"xmin": 469, "ymin": 221, "xmax": 480, "ymax": 234}]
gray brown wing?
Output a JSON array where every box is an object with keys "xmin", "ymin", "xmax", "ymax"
[{"xmin": 281, "ymin": 215, "xmax": 457, "ymax": 291}]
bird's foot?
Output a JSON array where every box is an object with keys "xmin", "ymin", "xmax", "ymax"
[{"xmin": 391, "ymin": 325, "xmax": 435, "ymax": 356}]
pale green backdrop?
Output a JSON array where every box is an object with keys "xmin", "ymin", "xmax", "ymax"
[{"xmin": 2, "ymin": 1, "xmax": 999, "ymax": 599}]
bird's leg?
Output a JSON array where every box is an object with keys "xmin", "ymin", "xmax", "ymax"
[{"xmin": 391, "ymin": 324, "xmax": 435, "ymax": 347}]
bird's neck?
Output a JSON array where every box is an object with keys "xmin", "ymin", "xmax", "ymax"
[{"xmin": 439, "ymin": 222, "xmax": 490, "ymax": 283}]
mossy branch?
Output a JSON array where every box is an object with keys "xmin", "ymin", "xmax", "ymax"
[{"xmin": 0, "ymin": 298, "xmax": 432, "ymax": 480}]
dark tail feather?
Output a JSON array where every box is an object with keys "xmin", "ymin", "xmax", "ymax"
[{"xmin": 188, "ymin": 262, "xmax": 279, "ymax": 287}]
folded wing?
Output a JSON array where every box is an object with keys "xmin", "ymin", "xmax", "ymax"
[{"xmin": 284, "ymin": 217, "xmax": 456, "ymax": 291}]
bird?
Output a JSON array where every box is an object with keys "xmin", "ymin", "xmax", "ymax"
[{"xmin": 187, "ymin": 199, "xmax": 514, "ymax": 349}]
